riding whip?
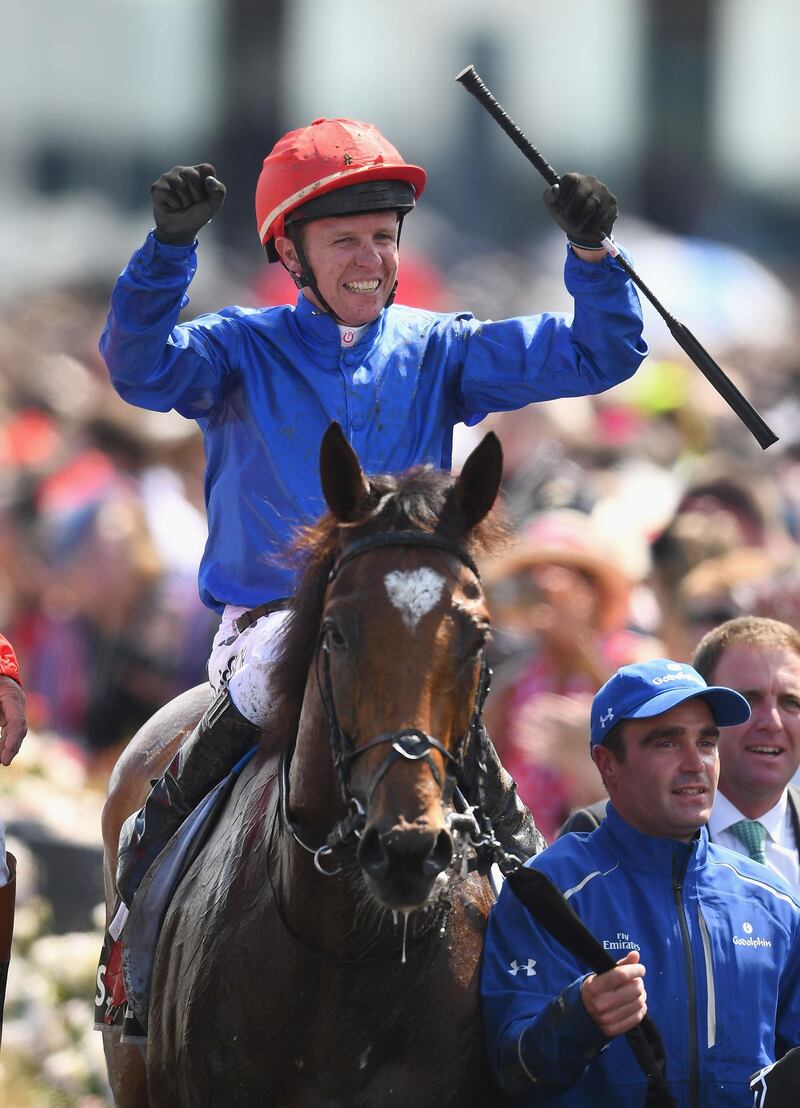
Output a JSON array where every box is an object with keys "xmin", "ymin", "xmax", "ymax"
[{"xmin": 456, "ymin": 64, "xmax": 777, "ymax": 450}]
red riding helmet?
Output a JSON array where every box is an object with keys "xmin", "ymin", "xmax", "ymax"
[{"xmin": 255, "ymin": 118, "xmax": 427, "ymax": 262}]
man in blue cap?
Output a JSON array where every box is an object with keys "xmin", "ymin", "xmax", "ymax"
[{"xmin": 481, "ymin": 659, "xmax": 800, "ymax": 1106}]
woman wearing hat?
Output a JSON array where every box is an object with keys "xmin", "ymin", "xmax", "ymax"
[{"xmin": 483, "ymin": 509, "xmax": 663, "ymax": 841}]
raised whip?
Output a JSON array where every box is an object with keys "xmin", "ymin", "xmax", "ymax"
[{"xmin": 456, "ymin": 64, "xmax": 777, "ymax": 450}]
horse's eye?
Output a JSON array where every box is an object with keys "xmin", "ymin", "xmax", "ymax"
[{"xmin": 325, "ymin": 623, "xmax": 347, "ymax": 651}]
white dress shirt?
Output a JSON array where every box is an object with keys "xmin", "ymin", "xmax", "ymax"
[{"xmin": 709, "ymin": 790, "xmax": 800, "ymax": 895}]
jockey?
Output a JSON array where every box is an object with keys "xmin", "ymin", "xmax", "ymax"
[{"xmin": 100, "ymin": 117, "xmax": 648, "ymax": 905}]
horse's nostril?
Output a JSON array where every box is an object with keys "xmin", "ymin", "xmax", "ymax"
[
  {"xmin": 358, "ymin": 826, "xmax": 390, "ymax": 878},
  {"xmin": 423, "ymin": 829, "xmax": 454, "ymax": 877}
]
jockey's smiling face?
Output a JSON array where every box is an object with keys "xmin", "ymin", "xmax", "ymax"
[{"xmin": 276, "ymin": 211, "xmax": 400, "ymax": 327}]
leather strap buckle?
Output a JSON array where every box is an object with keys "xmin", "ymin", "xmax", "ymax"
[{"xmin": 233, "ymin": 598, "xmax": 292, "ymax": 635}]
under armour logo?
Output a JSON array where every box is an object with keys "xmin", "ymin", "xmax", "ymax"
[
  {"xmin": 600, "ymin": 708, "xmax": 614, "ymax": 729},
  {"xmin": 508, "ymin": 959, "xmax": 537, "ymax": 977},
  {"xmin": 343, "ymin": 153, "xmax": 353, "ymax": 165}
]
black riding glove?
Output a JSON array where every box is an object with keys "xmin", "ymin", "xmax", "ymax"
[
  {"xmin": 543, "ymin": 172, "xmax": 618, "ymax": 249},
  {"xmin": 151, "ymin": 163, "xmax": 227, "ymax": 246}
]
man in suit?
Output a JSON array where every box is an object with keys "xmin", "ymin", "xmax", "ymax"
[
  {"xmin": 559, "ymin": 617, "xmax": 800, "ymax": 895},
  {"xmin": 694, "ymin": 616, "xmax": 800, "ymax": 893}
]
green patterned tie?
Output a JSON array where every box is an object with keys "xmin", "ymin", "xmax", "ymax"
[{"xmin": 729, "ymin": 819, "xmax": 768, "ymax": 864}]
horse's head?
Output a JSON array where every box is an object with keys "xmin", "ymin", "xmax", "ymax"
[{"xmin": 311, "ymin": 422, "xmax": 504, "ymax": 911}]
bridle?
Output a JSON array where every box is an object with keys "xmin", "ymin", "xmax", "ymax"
[{"xmin": 279, "ymin": 529, "xmax": 493, "ymax": 875}]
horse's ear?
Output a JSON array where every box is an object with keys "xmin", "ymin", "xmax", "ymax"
[
  {"xmin": 453, "ymin": 432, "xmax": 503, "ymax": 532},
  {"xmin": 319, "ymin": 422, "xmax": 370, "ymax": 521}
]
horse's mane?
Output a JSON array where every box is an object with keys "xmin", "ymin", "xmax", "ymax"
[{"xmin": 269, "ymin": 463, "xmax": 513, "ymax": 748}]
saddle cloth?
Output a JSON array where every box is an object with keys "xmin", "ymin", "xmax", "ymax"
[{"xmin": 94, "ymin": 746, "xmax": 259, "ymax": 1042}]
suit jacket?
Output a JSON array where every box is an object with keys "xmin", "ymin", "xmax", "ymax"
[{"xmin": 558, "ymin": 785, "xmax": 800, "ymax": 854}]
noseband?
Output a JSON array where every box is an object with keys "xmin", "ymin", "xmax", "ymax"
[{"xmin": 279, "ymin": 529, "xmax": 491, "ymax": 874}]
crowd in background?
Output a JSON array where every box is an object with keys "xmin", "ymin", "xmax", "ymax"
[
  {"xmin": 0, "ymin": 284, "xmax": 217, "ymax": 777},
  {"xmin": 0, "ymin": 199, "xmax": 797, "ymax": 1108},
  {"xmin": 474, "ymin": 305, "xmax": 800, "ymax": 839},
  {"xmin": 0, "ymin": 227, "xmax": 798, "ymax": 825}
]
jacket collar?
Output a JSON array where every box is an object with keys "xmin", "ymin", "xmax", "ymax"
[
  {"xmin": 294, "ymin": 290, "xmax": 384, "ymax": 346},
  {"xmin": 600, "ymin": 802, "xmax": 708, "ymax": 874}
]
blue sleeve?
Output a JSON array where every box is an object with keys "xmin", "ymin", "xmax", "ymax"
[
  {"xmin": 99, "ymin": 232, "xmax": 236, "ymax": 419},
  {"xmin": 455, "ymin": 247, "xmax": 647, "ymax": 426},
  {"xmin": 481, "ymin": 876, "xmax": 609, "ymax": 1101}
]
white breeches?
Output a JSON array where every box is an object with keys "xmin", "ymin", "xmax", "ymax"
[{"xmin": 207, "ymin": 605, "xmax": 291, "ymax": 727}]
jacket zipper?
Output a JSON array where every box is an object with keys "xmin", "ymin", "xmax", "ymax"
[{"xmin": 673, "ymin": 852, "xmax": 699, "ymax": 1107}]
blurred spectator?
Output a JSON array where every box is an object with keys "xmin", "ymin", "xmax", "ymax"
[
  {"xmin": 29, "ymin": 490, "xmax": 213, "ymax": 768},
  {"xmin": 482, "ymin": 509, "xmax": 663, "ymax": 841},
  {"xmin": 0, "ymin": 286, "xmax": 214, "ymax": 764},
  {"xmin": 649, "ymin": 515, "xmax": 736, "ymax": 658},
  {"xmin": 694, "ymin": 617, "xmax": 800, "ymax": 894},
  {"xmin": 649, "ymin": 457, "xmax": 795, "ymax": 657},
  {"xmin": 678, "ymin": 546, "xmax": 800, "ymax": 640},
  {"xmin": 0, "ymin": 634, "xmax": 26, "ymax": 770},
  {"xmin": 0, "ymin": 631, "xmax": 25, "ymax": 1045},
  {"xmin": 673, "ymin": 461, "xmax": 790, "ymax": 551}
]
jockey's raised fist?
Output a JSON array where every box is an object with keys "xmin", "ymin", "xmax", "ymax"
[{"xmin": 151, "ymin": 164, "xmax": 226, "ymax": 246}]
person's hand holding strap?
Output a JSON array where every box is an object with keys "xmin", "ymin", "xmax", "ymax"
[
  {"xmin": 151, "ymin": 164, "xmax": 227, "ymax": 246},
  {"xmin": 580, "ymin": 950, "xmax": 647, "ymax": 1038}
]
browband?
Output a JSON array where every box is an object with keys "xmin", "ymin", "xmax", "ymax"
[{"xmin": 328, "ymin": 530, "xmax": 480, "ymax": 584}]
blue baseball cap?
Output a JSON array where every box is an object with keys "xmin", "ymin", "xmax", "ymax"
[{"xmin": 590, "ymin": 659, "xmax": 750, "ymax": 748}]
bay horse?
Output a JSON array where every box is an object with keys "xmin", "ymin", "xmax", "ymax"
[{"xmin": 101, "ymin": 422, "xmax": 512, "ymax": 1106}]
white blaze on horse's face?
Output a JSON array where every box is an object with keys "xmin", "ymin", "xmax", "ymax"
[{"xmin": 383, "ymin": 568, "xmax": 445, "ymax": 631}]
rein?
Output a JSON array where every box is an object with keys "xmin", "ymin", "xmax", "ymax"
[{"xmin": 278, "ymin": 527, "xmax": 496, "ymax": 874}]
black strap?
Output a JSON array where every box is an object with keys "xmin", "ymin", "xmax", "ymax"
[
  {"xmin": 233, "ymin": 598, "xmax": 292, "ymax": 635},
  {"xmin": 329, "ymin": 531, "xmax": 479, "ymax": 584},
  {"xmin": 507, "ymin": 866, "xmax": 675, "ymax": 1108}
]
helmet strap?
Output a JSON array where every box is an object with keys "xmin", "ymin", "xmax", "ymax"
[
  {"xmin": 283, "ymin": 225, "xmax": 343, "ymax": 321},
  {"xmin": 383, "ymin": 214, "xmax": 406, "ymax": 308}
]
